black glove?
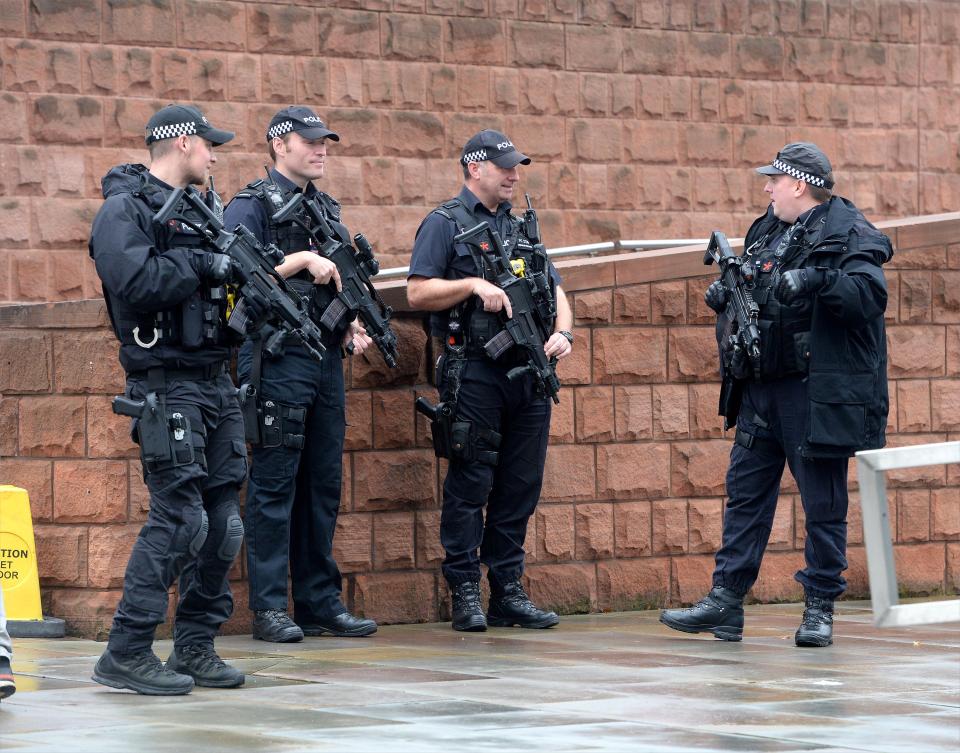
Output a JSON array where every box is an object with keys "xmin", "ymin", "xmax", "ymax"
[
  {"xmin": 704, "ymin": 280, "xmax": 730, "ymax": 313},
  {"xmin": 722, "ymin": 337, "xmax": 751, "ymax": 379},
  {"xmin": 242, "ymin": 291, "xmax": 269, "ymax": 323},
  {"xmin": 776, "ymin": 268, "xmax": 826, "ymax": 305},
  {"xmin": 193, "ymin": 251, "xmax": 235, "ymax": 283}
]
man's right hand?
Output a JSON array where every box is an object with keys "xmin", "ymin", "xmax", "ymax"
[
  {"xmin": 194, "ymin": 251, "xmax": 235, "ymax": 283},
  {"xmin": 704, "ymin": 280, "xmax": 729, "ymax": 313},
  {"xmin": 304, "ymin": 256, "xmax": 342, "ymax": 291},
  {"xmin": 472, "ymin": 279, "xmax": 512, "ymax": 318}
]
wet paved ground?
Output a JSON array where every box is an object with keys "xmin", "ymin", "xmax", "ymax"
[{"xmin": 1, "ymin": 601, "xmax": 958, "ymax": 752}]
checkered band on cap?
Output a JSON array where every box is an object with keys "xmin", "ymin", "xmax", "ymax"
[
  {"xmin": 150, "ymin": 121, "xmax": 198, "ymax": 141},
  {"xmin": 268, "ymin": 120, "xmax": 295, "ymax": 139},
  {"xmin": 461, "ymin": 149, "xmax": 488, "ymax": 164},
  {"xmin": 772, "ymin": 158, "xmax": 828, "ymax": 187}
]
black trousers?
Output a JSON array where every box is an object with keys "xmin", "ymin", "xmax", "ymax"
[
  {"xmin": 237, "ymin": 342, "xmax": 347, "ymax": 621},
  {"xmin": 108, "ymin": 373, "xmax": 246, "ymax": 655},
  {"xmin": 440, "ymin": 357, "xmax": 552, "ymax": 589},
  {"xmin": 713, "ymin": 377, "xmax": 850, "ymax": 600}
]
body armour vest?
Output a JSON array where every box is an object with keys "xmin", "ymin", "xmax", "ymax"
[
  {"xmin": 233, "ymin": 178, "xmax": 352, "ymax": 342},
  {"xmin": 744, "ymin": 211, "xmax": 825, "ymax": 380},
  {"xmin": 107, "ymin": 184, "xmax": 232, "ymax": 357},
  {"xmin": 433, "ymin": 198, "xmax": 556, "ymax": 354}
]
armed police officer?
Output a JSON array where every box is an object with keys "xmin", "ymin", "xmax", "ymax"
[
  {"xmin": 224, "ymin": 106, "xmax": 377, "ymax": 643},
  {"xmin": 660, "ymin": 143, "xmax": 892, "ymax": 647},
  {"xmin": 89, "ymin": 104, "xmax": 246, "ymax": 694},
  {"xmin": 408, "ymin": 130, "xmax": 574, "ymax": 632}
]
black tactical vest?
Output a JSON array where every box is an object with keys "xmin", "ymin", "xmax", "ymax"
[
  {"xmin": 107, "ymin": 181, "xmax": 231, "ymax": 352},
  {"xmin": 745, "ymin": 216, "xmax": 820, "ymax": 380},
  {"xmin": 233, "ymin": 178, "xmax": 352, "ymax": 340},
  {"xmin": 433, "ymin": 198, "xmax": 556, "ymax": 353}
]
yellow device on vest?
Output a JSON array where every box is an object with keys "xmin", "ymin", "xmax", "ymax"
[{"xmin": 510, "ymin": 258, "xmax": 526, "ymax": 277}]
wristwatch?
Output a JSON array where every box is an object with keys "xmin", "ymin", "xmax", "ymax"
[{"xmin": 559, "ymin": 330, "xmax": 574, "ymax": 344}]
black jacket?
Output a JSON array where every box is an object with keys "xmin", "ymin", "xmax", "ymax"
[
  {"xmin": 723, "ymin": 196, "xmax": 893, "ymax": 458},
  {"xmin": 89, "ymin": 163, "xmax": 231, "ymax": 373}
]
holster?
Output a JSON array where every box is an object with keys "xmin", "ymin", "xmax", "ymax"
[
  {"xmin": 112, "ymin": 391, "xmax": 195, "ymax": 473},
  {"xmin": 416, "ymin": 398, "xmax": 500, "ymax": 466}
]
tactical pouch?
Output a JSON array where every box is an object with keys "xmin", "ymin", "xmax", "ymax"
[
  {"xmin": 258, "ymin": 399, "xmax": 306, "ymax": 450},
  {"xmin": 180, "ymin": 291, "xmax": 204, "ymax": 349},
  {"xmin": 238, "ymin": 383, "xmax": 261, "ymax": 445}
]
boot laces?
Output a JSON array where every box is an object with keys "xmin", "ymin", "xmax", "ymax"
[
  {"xmin": 129, "ymin": 650, "xmax": 166, "ymax": 676},
  {"xmin": 179, "ymin": 645, "xmax": 227, "ymax": 672},
  {"xmin": 454, "ymin": 582, "xmax": 482, "ymax": 610}
]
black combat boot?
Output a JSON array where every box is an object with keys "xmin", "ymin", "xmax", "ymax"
[
  {"xmin": 300, "ymin": 612, "xmax": 378, "ymax": 637},
  {"xmin": 166, "ymin": 644, "xmax": 245, "ymax": 688},
  {"xmin": 659, "ymin": 586, "xmax": 744, "ymax": 641},
  {"xmin": 92, "ymin": 649, "xmax": 194, "ymax": 695},
  {"xmin": 795, "ymin": 595, "xmax": 834, "ymax": 647},
  {"xmin": 451, "ymin": 581, "xmax": 487, "ymax": 632},
  {"xmin": 487, "ymin": 581, "xmax": 559, "ymax": 629},
  {"xmin": 252, "ymin": 609, "xmax": 304, "ymax": 643}
]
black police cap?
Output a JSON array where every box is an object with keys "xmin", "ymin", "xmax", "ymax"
[
  {"xmin": 266, "ymin": 106, "xmax": 340, "ymax": 142},
  {"xmin": 145, "ymin": 104, "xmax": 234, "ymax": 147},
  {"xmin": 756, "ymin": 142, "xmax": 834, "ymax": 189},
  {"xmin": 461, "ymin": 130, "xmax": 531, "ymax": 169}
]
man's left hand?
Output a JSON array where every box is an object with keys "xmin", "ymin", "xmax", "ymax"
[
  {"xmin": 776, "ymin": 268, "xmax": 826, "ymax": 304},
  {"xmin": 343, "ymin": 320, "xmax": 373, "ymax": 356},
  {"xmin": 544, "ymin": 332, "xmax": 572, "ymax": 360}
]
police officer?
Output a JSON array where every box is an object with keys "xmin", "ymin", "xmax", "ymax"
[
  {"xmin": 225, "ymin": 106, "xmax": 377, "ymax": 643},
  {"xmin": 407, "ymin": 130, "xmax": 574, "ymax": 631},
  {"xmin": 89, "ymin": 104, "xmax": 246, "ymax": 694},
  {"xmin": 660, "ymin": 143, "xmax": 892, "ymax": 647}
]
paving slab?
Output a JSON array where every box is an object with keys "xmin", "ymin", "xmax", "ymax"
[{"xmin": 0, "ymin": 601, "xmax": 957, "ymax": 752}]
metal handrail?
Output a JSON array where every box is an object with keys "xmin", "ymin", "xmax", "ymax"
[{"xmin": 375, "ymin": 238, "xmax": 710, "ymax": 280}]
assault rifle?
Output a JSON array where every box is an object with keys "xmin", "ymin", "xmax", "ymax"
[
  {"xmin": 455, "ymin": 222, "xmax": 561, "ymax": 404},
  {"xmin": 273, "ymin": 193, "xmax": 399, "ymax": 368},
  {"xmin": 703, "ymin": 230, "xmax": 761, "ymax": 377},
  {"xmin": 152, "ymin": 186, "xmax": 326, "ymax": 363}
]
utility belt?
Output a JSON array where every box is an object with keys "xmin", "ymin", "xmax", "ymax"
[
  {"xmin": 111, "ymin": 365, "xmax": 222, "ymax": 473},
  {"xmin": 126, "ymin": 362, "xmax": 228, "ymax": 382},
  {"xmin": 236, "ymin": 337, "xmax": 307, "ymax": 450}
]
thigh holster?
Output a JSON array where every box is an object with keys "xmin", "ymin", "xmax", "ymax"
[
  {"xmin": 258, "ymin": 399, "xmax": 306, "ymax": 449},
  {"xmin": 415, "ymin": 398, "xmax": 500, "ymax": 466}
]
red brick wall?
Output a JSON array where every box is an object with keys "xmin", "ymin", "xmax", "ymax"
[
  {"xmin": 1, "ymin": 0, "xmax": 959, "ymax": 301},
  {"xmin": 0, "ymin": 212, "xmax": 957, "ymax": 638}
]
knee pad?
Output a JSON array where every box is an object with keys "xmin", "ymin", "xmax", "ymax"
[
  {"xmin": 188, "ymin": 508, "xmax": 209, "ymax": 556},
  {"xmin": 208, "ymin": 501, "xmax": 244, "ymax": 562},
  {"xmin": 218, "ymin": 513, "xmax": 244, "ymax": 562}
]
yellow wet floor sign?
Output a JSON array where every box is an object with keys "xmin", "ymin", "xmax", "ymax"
[
  {"xmin": 0, "ymin": 486, "xmax": 41, "ymax": 620},
  {"xmin": 0, "ymin": 485, "xmax": 64, "ymax": 636}
]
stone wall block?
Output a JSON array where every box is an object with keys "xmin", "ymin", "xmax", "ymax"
[
  {"xmin": 575, "ymin": 502, "xmax": 614, "ymax": 559},
  {"xmin": 613, "ymin": 499, "xmax": 651, "ymax": 557},
  {"xmin": 53, "ymin": 332, "xmax": 125, "ymax": 394},
  {"xmin": 0, "ymin": 332, "xmax": 52, "ymax": 392},
  {"xmin": 575, "ymin": 386, "xmax": 614, "ymax": 443},
  {"xmin": 179, "ymin": 0, "xmax": 246, "ymax": 51},
  {"xmin": 29, "ymin": 0, "xmax": 99, "ymax": 41},
  {"xmin": 353, "ymin": 571, "xmax": 436, "ymax": 624},
  {"xmin": 523, "ymin": 563, "xmax": 596, "ymax": 614},
  {"xmin": 353, "ymin": 450, "xmax": 436, "ymax": 511},
  {"xmin": 87, "ymin": 524, "xmax": 141, "ymax": 588},
  {"xmin": 34, "ymin": 524, "xmax": 87, "ymax": 586},
  {"xmin": 597, "ymin": 558, "xmax": 671, "ymax": 611},
  {"xmin": 53, "ymin": 459, "xmax": 128, "ymax": 523},
  {"xmin": 19, "ymin": 395, "xmax": 85, "ymax": 457},
  {"xmin": 373, "ymin": 511, "xmax": 416, "ymax": 570},
  {"xmin": 670, "ymin": 440, "xmax": 728, "ymax": 496},
  {"xmin": 598, "ymin": 443, "xmax": 670, "ymax": 499}
]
